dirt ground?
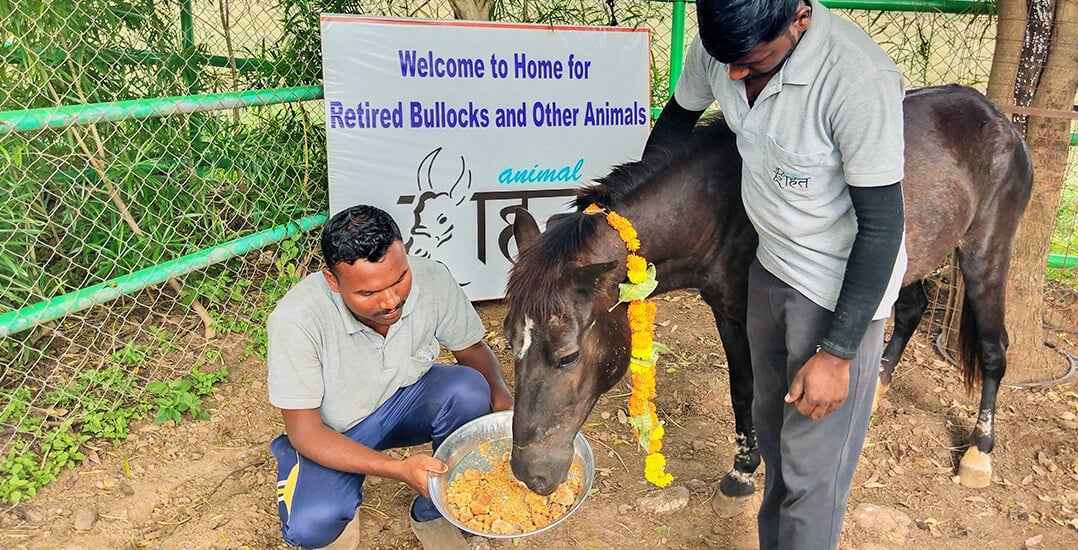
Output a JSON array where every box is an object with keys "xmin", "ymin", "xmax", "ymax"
[{"xmin": 3, "ymin": 289, "xmax": 1078, "ymax": 550}]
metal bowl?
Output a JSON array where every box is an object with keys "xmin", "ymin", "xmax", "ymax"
[{"xmin": 428, "ymin": 410, "xmax": 595, "ymax": 538}]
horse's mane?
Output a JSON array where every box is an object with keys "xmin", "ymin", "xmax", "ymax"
[
  {"xmin": 574, "ymin": 114, "xmax": 732, "ymax": 210},
  {"xmin": 507, "ymin": 116, "xmax": 733, "ymax": 322}
]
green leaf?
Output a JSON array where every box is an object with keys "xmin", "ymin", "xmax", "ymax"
[
  {"xmin": 610, "ymin": 264, "xmax": 658, "ymax": 311},
  {"xmin": 618, "ymin": 278, "xmax": 659, "ymax": 303},
  {"xmin": 630, "ymin": 414, "xmax": 653, "ymax": 450},
  {"xmin": 146, "ymin": 381, "xmax": 168, "ymax": 394}
]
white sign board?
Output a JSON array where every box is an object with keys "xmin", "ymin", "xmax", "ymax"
[{"xmin": 322, "ymin": 15, "xmax": 651, "ymax": 300}]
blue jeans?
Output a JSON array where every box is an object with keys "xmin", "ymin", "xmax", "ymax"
[
  {"xmin": 271, "ymin": 364, "xmax": 491, "ymax": 548},
  {"xmin": 747, "ymin": 260, "xmax": 885, "ymax": 550}
]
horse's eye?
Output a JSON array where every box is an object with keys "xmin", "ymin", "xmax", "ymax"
[{"xmin": 557, "ymin": 351, "xmax": 580, "ymax": 369}]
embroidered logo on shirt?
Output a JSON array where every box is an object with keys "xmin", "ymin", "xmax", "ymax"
[{"xmin": 772, "ymin": 168, "xmax": 810, "ymax": 190}]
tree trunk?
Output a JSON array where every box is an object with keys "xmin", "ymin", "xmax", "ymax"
[
  {"xmin": 988, "ymin": 0, "xmax": 1078, "ymax": 382},
  {"xmin": 448, "ymin": 0, "xmax": 494, "ymax": 20}
]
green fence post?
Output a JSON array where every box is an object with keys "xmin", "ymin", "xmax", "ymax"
[
  {"xmin": 669, "ymin": 1, "xmax": 687, "ymax": 96},
  {"xmin": 180, "ymin": 0, "xmax": 197, "ymax": 94}
]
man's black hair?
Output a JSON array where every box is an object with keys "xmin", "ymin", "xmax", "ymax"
[
  {"xmin": 321, "ymin": 205, "xmax": 403, "ymax": 271},
  {"xmin": 696, "ymin": 0, "xmax": 802, "ymax": 63}
]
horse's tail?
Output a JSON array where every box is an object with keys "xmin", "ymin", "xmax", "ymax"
[{"xmin": 958, "ymin": 290, "xmax": 980, "ymax": 394}]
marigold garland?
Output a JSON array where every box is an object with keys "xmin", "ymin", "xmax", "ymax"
[{"xmin": 585, "ymin": 203, "xmax": 673, "ymax": 488}]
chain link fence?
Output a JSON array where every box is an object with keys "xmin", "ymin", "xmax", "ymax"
[{"xmin": 1, "ymin": 0, "xmax": 1074, "ymax": 504}]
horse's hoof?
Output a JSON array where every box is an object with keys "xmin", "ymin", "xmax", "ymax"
[
  {"xmin": 958, "ymin": 447, "xmax": 992, "ymax": 488},
  {"xmin": 710, "ymin": 484, "xmax": 751, "ymax": 518}
]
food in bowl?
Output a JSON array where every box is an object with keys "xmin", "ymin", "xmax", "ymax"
[{"xmin": 442, "ymin": 438, "xmax": 584, "ymax": 535}]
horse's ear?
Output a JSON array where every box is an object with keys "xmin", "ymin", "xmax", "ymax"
[
  {"xmin": 512, "ymin": 208, "xmax": 541, "ymax": 248},
  {"xmin": 569, "ymin": 261, "xmax": 618, "ymax": 290},
  {"xmin": 545, "ymin": 212, "xmax": 572, "ymax": 226}
]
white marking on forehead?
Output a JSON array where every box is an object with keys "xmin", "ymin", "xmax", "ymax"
[{"xmin": 518, "ymin": 317, "xmax": 534, "ymax": 360}]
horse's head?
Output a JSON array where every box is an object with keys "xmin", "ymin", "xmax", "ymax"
[{"xmin": 504, "ymin": 208, "xmax": 630, "ymax": 495}]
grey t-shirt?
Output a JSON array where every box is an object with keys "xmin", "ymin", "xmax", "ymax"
[
  {"xmin": 674, "ymin": 0, "xmax": 907, "ymax": 319},
  {"xmin": 266, "ymin": 256, "xmax": 486, "ymax": 432}
]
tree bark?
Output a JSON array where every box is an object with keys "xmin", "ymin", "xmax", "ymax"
[
  {"xmin": 448, "ymin": 0, "xmax": 494, "ymax": 21},
  {"xmin": 988, "ymin": 0, "xmax": 1078, "ymax": 382}
]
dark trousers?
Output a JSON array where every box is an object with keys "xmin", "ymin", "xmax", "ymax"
[
  {"xmin": 271, "ymin": 364, "xmax": 491, "ymax": 548},
  {"xmin": 747, "ymin": 260, "xmax": 885, "ymax": 550}
]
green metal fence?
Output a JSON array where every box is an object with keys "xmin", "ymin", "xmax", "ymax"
[{"xmin": 1, "ymin": 0, "xmax": 1076, "ymax": 505}]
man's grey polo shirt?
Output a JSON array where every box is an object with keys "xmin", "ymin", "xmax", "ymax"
[
  {"xmin": 266, "ymin": 256, "xmax": 486, "ymax": 432},
  {"xmin": 674, "ymin": 0, "xmax": 907, "ymax": 319}
]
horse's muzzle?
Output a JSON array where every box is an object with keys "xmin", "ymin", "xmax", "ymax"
[{"xmin": 510, "ymin": 442, "xmax": 573, "ymax": 495}]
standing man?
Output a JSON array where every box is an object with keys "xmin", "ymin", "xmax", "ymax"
[
  {"xmin": 644, "ymin": 0, "xmax": 906, "ymax": 548},
  {"xmin": 267, "ymin": 204, "xmax": 514, "ymax": 549}
]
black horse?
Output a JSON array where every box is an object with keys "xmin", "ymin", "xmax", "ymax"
[{"xmin": 503, "ymin": 85, "xmax": 1033, "ymax": 514}]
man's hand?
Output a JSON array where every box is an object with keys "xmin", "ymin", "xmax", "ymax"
[
  {"xmin": 401, "ymin": 454, "xmax": 448, "ymax": 498},
  {"xmin": 785, "ymin": 350, "xmax": 851, "ymax": 420}
]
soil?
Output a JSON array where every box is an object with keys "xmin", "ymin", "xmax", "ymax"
[{"xmin": 3, "ymin": 290, "xmax": 1078, "ymax": 550}]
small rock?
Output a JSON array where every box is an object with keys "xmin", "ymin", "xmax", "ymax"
[
  {"xmin": 72, "ymin": 508, "xmax": 98, "ymax": 531},
  {"xmin": 207, "ymin": 514, "xmax": 227, "ymax": 530},
  {"xmin": 851, "ymin": 503, "xmax": 911, "ymax": 542},
  {"xmin": 635, "ymin": 486, "xmax": 690, "ymax": 514},
  {"xmin": 118, "ymin": 482, "xmax": 135, "ymax": 496},
  {"xmin": 1024, "ymin": 534, "xmax": 1043, "ymax": 548},
  {"xmin": 685, "ymin": 478, "xmax": 708, "ymax": 491}
]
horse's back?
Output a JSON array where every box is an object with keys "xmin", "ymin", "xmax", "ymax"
[{"xmin": 901, "ymin": 85, "xmax": 1033, "ymax": 283}]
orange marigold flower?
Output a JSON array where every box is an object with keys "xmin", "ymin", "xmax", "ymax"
[
  {"xmin": 648, "ymin": 436, "xmax": 663, "ymax": 454},
  {"xmin": 583, "ymin": 203, "xmax": 603, "ymax": 215},
  {"xmin": 605, "ymin": 212, "xmax": 640, "ymax": 251},
  {"xmin": 631, "ymin": 340, "xmax": 653, "ymax": 361},
  {"xmin": 604, "ymin": 207, "xmax": 671, "ymax": 488},
  {"xmin": 628, "ymin": 300, "xmax": 655, "ymax": 332},
  {"xmin": 626, "ymin": 254, "xmax": 647, "ymax": 283}
]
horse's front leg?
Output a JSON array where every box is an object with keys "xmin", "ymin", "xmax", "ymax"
[
  {"xmin": 711, "ymin": 314, "xmax": 760, "ymax": 517},
  {"xmin": 875, "ymin": 282, "xmax": 928, "ymax": 410}
]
